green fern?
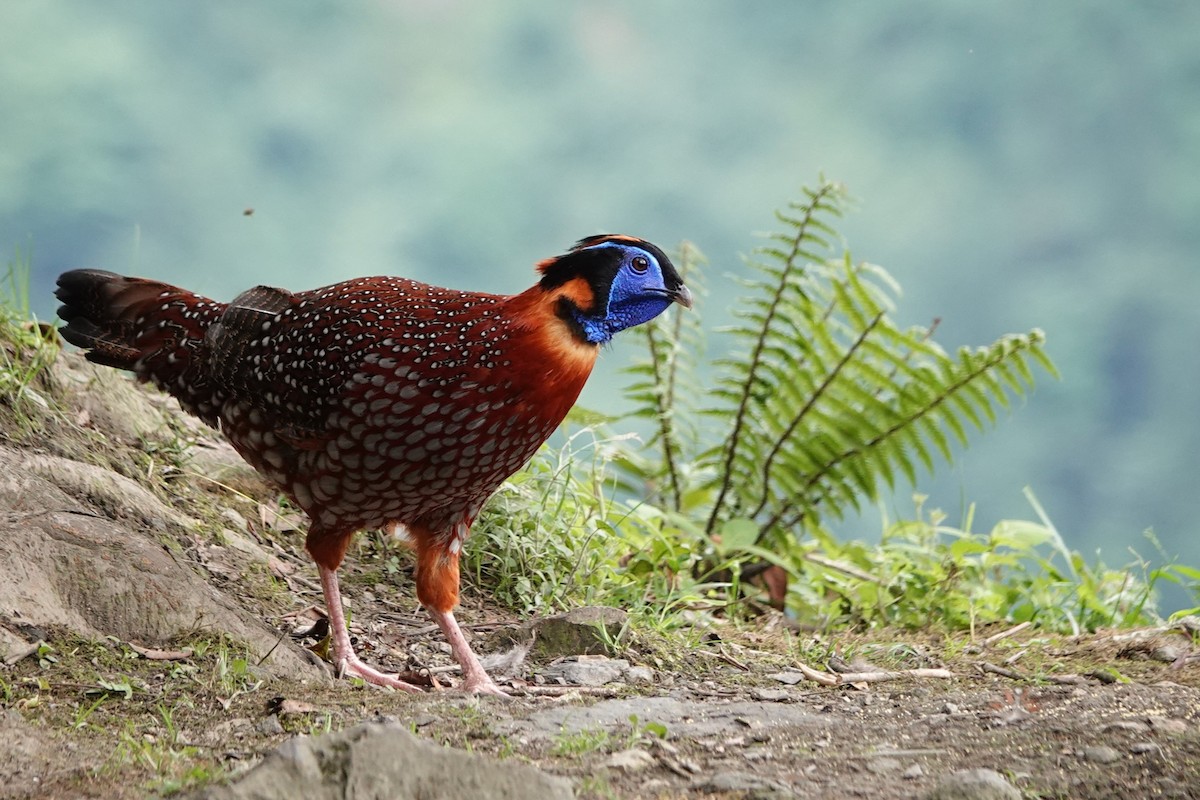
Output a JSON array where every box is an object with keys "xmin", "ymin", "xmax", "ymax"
[{"xmin": 624, "ymin": 178, "xmax": 1057, "ymax": 555}]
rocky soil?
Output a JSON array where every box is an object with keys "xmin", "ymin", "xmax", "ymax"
[{"xmin": 0, "ymin": 349, "xmax": 1198, "ymax": 799}]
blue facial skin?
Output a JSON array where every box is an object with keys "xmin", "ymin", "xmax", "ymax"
[{"xmin": 571, "ymin": 244, "xmax": 676, "ymax": 344}]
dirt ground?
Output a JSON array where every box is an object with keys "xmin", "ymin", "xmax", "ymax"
[{"xmin": 0, "ymin": 351, "xmax": 1197, "ymax": 800}]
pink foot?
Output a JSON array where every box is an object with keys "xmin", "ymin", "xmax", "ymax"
[
  {"xmin": 335, "ymin": 652, "xmax": 423, "ymax": 693},
  {"xmin": 460, "ymin": 673, "xmax": 509, "ymax": 697},
  {"xmin": 429, "ymin": 607, "xmax": 510, "ymax": 697},
  {"xmin": 317, "ymin": 564, "xmax": 422, "ymax": 692}
]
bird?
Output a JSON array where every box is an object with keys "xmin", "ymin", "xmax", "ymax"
[{"xmin": 55, "ymin": 234, "xmax": 692, "ymax": 695}]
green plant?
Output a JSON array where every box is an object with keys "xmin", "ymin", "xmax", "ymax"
[
  {"xmin": 109, "ymin": 719, "xmax": 209, "ymax": 795},
  {"xmin": 186, "ymin": 635, "xmax": 262, "ymax": 700},
  {"xmin": 0, "ymin": 247, "xmax": 57, "ymax": 421},
  {"xmin": 550, "ymin": 726, "xmax": 612, "ymax": 757},
  {"xmin": 627, "ymin": 179, "xmax": 1055, "ymax": 549},
  {"xmin": 623, "ymin": 714, "xmax": 668, "ymax": 747},
  {"xmin": 466, "ymin": 427, "xmax": 644, "ymax": 615},
  {"xmin": 71, "ymin": 694, "xmax": 108, "ymax": 730},
  {"xmin": 460, "ymin": 178, "xmax": 1198, "ymax": 634},
  {"xmin": 780, "ymin": 490, "xmax": 1181, "ymax": 634},
  {"xmin": 549, "ymin": 715, "xmax": 667, "ymax": 759}
]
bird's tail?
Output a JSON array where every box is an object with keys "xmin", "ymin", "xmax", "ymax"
[{"xmin": 55, "ymin": 269, "xmax": 227, "ymax": 424}]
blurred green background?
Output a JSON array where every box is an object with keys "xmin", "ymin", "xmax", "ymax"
[{"xmin": 4, "ymin": 3, "xmax": 1198, "ymax": 609}]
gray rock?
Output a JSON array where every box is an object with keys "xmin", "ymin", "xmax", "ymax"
[
  {"xmin": 541, "ymin": 656, "xmax": 630, "ymax": 686},
  {"xmin": 0, "ymin": 450, "xmax": 315, "ymax": 678},
  {"xmin": 503, "ymin": 696, "xmax": 827, "ymax": 741},
  {"xmin": 1151, "ymin": 644, "xmax": 1184, "ymax": 662},
  {"xmin": 254, "ymin": 715, "xmax": 284, "ymax": 736},
  {"xmin": 190, "ymin": 721, "xmax": 574, "ymax": 800},
  {"xmin": 767, "ymin": 671, "xmax": 805, "ymax": 685},
  {"xmin": 492, "ymin": 606, "xmax": 627, "ymax": 660},
  {"xmin": 866, "ymin": 757, "xmax": 903, "ymax": 774},
  {"xmin": 605, "ymin": 748, "xmax": 656, "ymax": 772},
  {"xmin": 924, "ymin": 768, "xmax": 1020, "ymax": 800},
  {"xmin": 694, "ymin": 770, "xmax": 793, "ymax": 799},
  {"xmin": 625, "ymin": 665, "xmax": 655, "ymax": 684},
  {"xmin": 1147, "ymin": 717, "xmax": 1188, "ymax": 735},
  {"xmin": 1080, "ymin": 745, "xmax": 1122, "ymax": 764},
  {"xmin": 0, "ymin": 710, "xmax": 61, "ymax": 799},
  {"xmin": 751, "ymin": 688, "xmax": 790, "ymax": 702}
]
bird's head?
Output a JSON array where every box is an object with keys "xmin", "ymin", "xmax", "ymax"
[{"xmin": 537, "ymin": 234, "xmax": 693, "ymax": 345}]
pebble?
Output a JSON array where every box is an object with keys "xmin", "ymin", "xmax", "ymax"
[
  {"xmin": 606, "ymin": 749, "xmax": 656, "ymax": 772},
  {"xmin": 1130, "ymin": 742, "xmax": 1162, "ymax": 755},
  {"xmin": 694, "ymin": 771, "xmax": 792, "ymax": 797},
  {"xmin": 924, "ymin": 768, "xmax": 1020, "ymax": 800},
  {"xmin": 625, "ymin": 666, "xmax": 655, "ymax": 684},
  {"xmin": 903, "ymin": 763, "xmax": 924, "ymax": 780},
  {"xmin": 751, "ymin": 688, "xmax": 790, "ymax": 702},
  {"xmin": 867, "ymin": 757, "xmax": 902, "ymax": 774},
  {"xmin": 1151, "ymin": 644, "xmax": 1183, "ymax": 662},
  {"xmin": 1147, "ymin": 717, "xmax": 1188, "ymax": 735},
  {"xmin": 255, "ymin": 715, "xmax": 284, "ymax": 736},
  {"xmin": 540, "ymin": 657, "xmax": 630, "ymax": 686},
  {"xmin": 768, "ymin": 671, "xmax": 805, "ymax": 685},
  {"xmin": 1080, "ymin": 745, "xmax": 1121, "ymax": 764},
  {"xmin": 220, "ymin": 508, "xmax": 249, "ymax": 531}
]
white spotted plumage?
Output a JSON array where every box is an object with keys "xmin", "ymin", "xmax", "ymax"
[{"xmin": 56, "ymin": 235, "xmax": 690, "ymax": 694}]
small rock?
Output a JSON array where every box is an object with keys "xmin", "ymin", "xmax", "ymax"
[
  {"xmin": 528, "ymin": 606, "xmax": 628, "ymax": 659},
  {"xmin": 540, "ymin": 656, "xmax": 629, "ymax": 686},
  {"xmin": 220, "ymin": 508, "xmax": 249, "ymax": 531},
  {"xmin": 942, "ymin": 702, "xmax": 960, "ymax": 715},
  {"xmin": 751, "ymin": 688, "xmax": 790, "ymax": 702},
  {"xmin": 192, "ymin": 721, "xmax": 573, "ymax": 800},
  {"xmin": 1080, "ymin": 745, "xmax": 1122, "ymax": 764},
  {"xmin": 606, "ymin": 748, "xmax": 656, "ymax": 772},
  {"xmin": 867, "ymin": 757, "xmax": 902, "ymax": 774},
  {"xmin": 218, "ymin": 527, "xmax": 271, "ymax": 563},
  {"xmin": 1130, "ymin": 742, "xmax": 1161, "ymax": 755},
  {"xmin": 1151, "ymin": 644, "xmax": 1184, "ymax": 663},
  {"xmin": 694, "ymin": 771, "xmax": 791, "ymax": 798},
  {"xmin": 924, "ymin": 768, "xmax": 1020, "ymax": 800},
  {"xmin": 1147, "ymin": 717, "xmax": 1188, "ymax": 735},
  {"xmin": 625, "ymin": 665, "xmax": 655, "ymax": 684},
  {"xmin": 903, "ymin": 763, "xmax": 924, "ymax": 780},
  {"xmin": 768, "ymin": 671, "xmax": 805, "ymax": 685},
  {"xmin": 254, "ymin": 715, "xmax": 284, "ymax": 736}
]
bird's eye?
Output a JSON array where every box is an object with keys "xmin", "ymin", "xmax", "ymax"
[{"xmin": 631, "ymin": 256, "xmax": 649, "ymax": 274}]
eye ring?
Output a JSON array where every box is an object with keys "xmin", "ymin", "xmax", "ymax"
[{"xmin": 631, "ymin": 255, "xmax": 650, "ymax": 274}]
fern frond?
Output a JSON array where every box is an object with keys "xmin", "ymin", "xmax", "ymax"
[
  {"xmin": 763, "ymin": 328, "xmax": 1052, "ymax": 537},
  {"xmin": 615, "ymin": 178, "xmax": 1055, "ymax": 582},
  {"xmin": 706, "ymin": 179, "xmax": 849, "ymax": 534}
]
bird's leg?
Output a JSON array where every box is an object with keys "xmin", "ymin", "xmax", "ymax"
[
  {"xmin": 428, "ymin": 607, "xmax": 507, "ymax": 696},
  {"xmin": 317, "ymin": 564, "xmax": 421, "ymax": 692},
  {"xmin": 414, "ymin": 530, "xmax": 506, "ymax": 696}
]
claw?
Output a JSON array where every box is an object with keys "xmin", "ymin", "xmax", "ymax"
[
  {"xmin": 461, "ymin": 675, "xmax": 510, "ymax": 697},
  {"xmin": 335, "ymin": 653, "xmax": 423, "ymax": 693}
]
